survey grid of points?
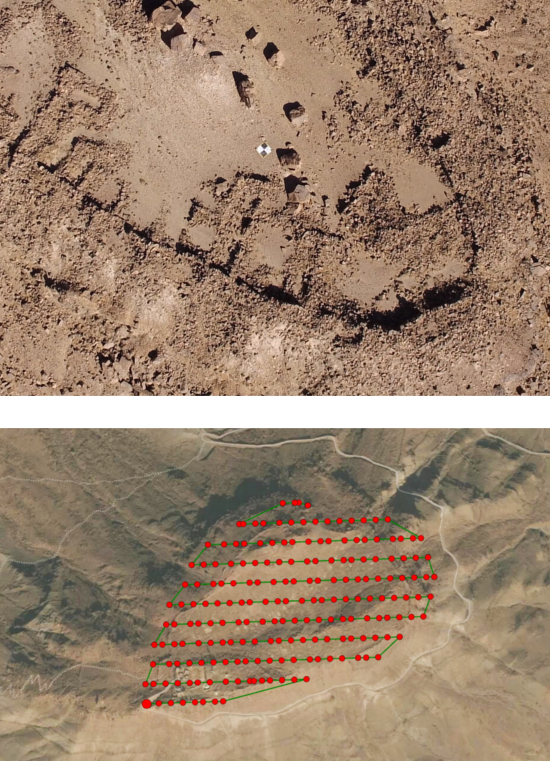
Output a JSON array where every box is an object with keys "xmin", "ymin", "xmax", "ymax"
[{"xmin": 142, "ymin": 499, "xmax": 437, "ymax": 708}]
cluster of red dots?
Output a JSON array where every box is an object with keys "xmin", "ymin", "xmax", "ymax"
[
  {"xmin": 142, "ymin": 675, "xmax": 311, "ymax": 708},
  {"xmin": 152, "ymin": 609, "xmax": 425, "ymax": 647},
  {"xmin": 235, "ymin": 500, "xmax": 310, "ymax": 528},
  {"xmin": 192, "ymin": 537, "xmax": 423, "ymax": 566},
  {"xmin": 156, "ymin": 599, "xmax": 433, "ymax": 635},
  {"xmin": 233, "ymin": 513, "xmax": 423, "ymax": 536},
  {"xmin": 153, "ymin": 610, "xmax": 420, "ymax": 649},
  {"xmin": 149, "ymin": 630, "xmax": 401, "ymax": 649},
  {"xmin": 147, "ymin": 647, "xmax": 402, "ymax": 671},
  {"xmin": 143, "ymin": 676, "xmax": 302, "ymax": 689},
  {"xmin": 144, "ymin": 678, "xmax": 215, "ymax": 688},
  {"xmin": 164, "ymin": 591, "xmax": 434, "ymax": 614},
  {"xmin": 182, "ymin": 571, "xmax": 437, "ymax": 588},
  {"xmin": 255, "ymin": 538, "xmax": 418, "ymax": 547},
  {"xmin": 179, "ymin": 572, "xmax": 437, "ymax": 588},
  {"xmin": 147, "ymin": 500, "xmax": 436, "ymax": 708},
  {"xmin": 144, "ymin": 698, "xmax": 226, "ymax": 707},
  {"xmin": 191, "ymin": 551, "xmax": 432, "ymax": 569}
]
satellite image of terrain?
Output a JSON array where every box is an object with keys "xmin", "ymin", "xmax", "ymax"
[{"xmin": 0, "ymin": 428, "xmax": 549, "ymax": 760}]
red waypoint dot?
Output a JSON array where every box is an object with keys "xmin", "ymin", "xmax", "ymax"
[
  {"xmin": 280, "ymin": 500, "xmax": 286, "ymax": 506},
  {"xmin": 142, "ymin": 699, "xmax": 152, "ymax": 709}
]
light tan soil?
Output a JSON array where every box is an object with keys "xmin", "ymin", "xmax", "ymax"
[{"xmin": 0, "ymin": 0, "xmax": 549, "ymax": 395}]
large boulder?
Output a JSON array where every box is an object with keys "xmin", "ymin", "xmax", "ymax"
[{"xmin": 150, "ymin": 1, "xmax": 182, "ymax": 30}]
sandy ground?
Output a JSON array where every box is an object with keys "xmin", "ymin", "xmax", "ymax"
[{"xmin": 0, "ymin": 1, "xmax": 549, "ymax": 395}]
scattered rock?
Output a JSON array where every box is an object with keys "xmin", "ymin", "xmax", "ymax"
[
  {"xmin": 115, "ymin": 325, "xmax": 129, "ymax": 340},
  {"xmin": 234, "ymin": 73, "xmax": 254, "ymax": 108},
  {"xmin": 114, "ymin": 356, "xmax": 132, "ymax": 378},
  {"xmin": 209, "ymin": 51, "xmax": 224, "ymax": 63},
  {"xmin": 193, "ymin": 39, "xmax": 206, "ymax": 56},
  {"xmin": 150, "ymin": 1, "xmax": 182, "ymax": 30},
  {"xmin": 183, "ymin": 6, "xmax": 202, "ymax": 24},
  {"xmin": 264, "ymin": 43, "xmax": 285, "ymax": 68},
  {"xmin": 277, "ymin": 147, "xmax": 301, "ymax": 171},
  {"xmin": 269, "ymin": 50, "xmax": 285, "ymax": 68},
  {"xmin": 289, "ymin": 106, "xmax": 307, "ymax": 127},
  {"xmin": 287, "ymin": 180, "xmax": 311, "ymax": 204},
  {"xmin": 245, "ymin": 27, "xmax": 261, "ymax": 46},
  {"xmin": 214, "ymin": 178, "xmax": 228, "ymax": 196},
  {"xmin": 170, "ymin": 26, "xmax": 192, "ymax": 52},
  {"xmin": 357, "ymin": 58, "xmax": 377, "ymax": 78},
  {"xmin": 285, "ymin": 103, "xmax": 308, "ymax": 127}
]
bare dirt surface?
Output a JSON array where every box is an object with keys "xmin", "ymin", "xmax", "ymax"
[{"xmin": 0, "ymin": 0, "xmax": 549, "ymax": 395}]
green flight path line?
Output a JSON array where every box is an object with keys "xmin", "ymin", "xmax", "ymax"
[
  {"xmin": 259, "ymin": 518, "xmax": 391, "ymax": 526},
  {"xmin": 198, "ymin": 553, "xmax": 430, "ymax": 567},
  {"xmin": 163, "ymin": 634, "xmax": 400, "ymax": 647},
  {"xmin": 177, "ymin": 573, "xmax": 429, "ymax": 589},
  {"xmin": 146, "ymin": 499, "xmax": 433, "ymax": 698},
  {"xmin": 226, "ymin": 678, "xmax": 304, "ymax": 702},
  {"xmin": 151, "ymin": 653, "xmax": 399, "ymax": 668},
  {"xmin": 248, "ymin": 503, "xmax": 280, "ymax": 520},
  {"xmin": 154, "ymin": 677, "xmax": 308, "ymax": 705},
  {"xmin": 380, "ymin": 638, "xmax": 398, "ymax": 656},
  {"xmin": 175, "ymin": 610, "xmax": 429, "ymax": 626},
  {"xmin": 390, "ymin": 519, "xmax": 414, "ymax": 536}
]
